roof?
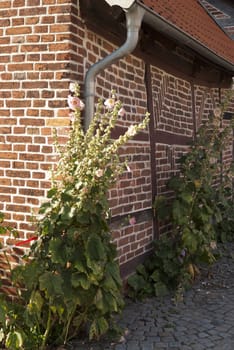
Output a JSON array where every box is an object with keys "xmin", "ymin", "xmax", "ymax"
[
  {"xmin": 139, "ymin": 0, "xmax": 234, "ymax": 67},
  {"xmin": 199, "ymin": 0, "xmax": 234, "ymax": 40}
]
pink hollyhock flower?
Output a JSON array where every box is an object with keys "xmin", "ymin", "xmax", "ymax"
[
  {"xmin": 129, "ymin": 216, "xmax": 136, "ymax": 225},
  {"xmin": 68, "ymin": 95, "xmax": 85, "ymax": 111},
  {"xmin": 104, "ymin": 98, "xmax": 115, "ymax": 110}
]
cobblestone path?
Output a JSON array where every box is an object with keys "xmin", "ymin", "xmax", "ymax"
[{"xmin": 69, "ymin": 244, "xmax": 234, "ymax": 350}]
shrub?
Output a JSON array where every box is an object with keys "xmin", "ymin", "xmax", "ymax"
[{"xmin": 128, "ymin": 90, "xmax": 234, "ymax": 300}]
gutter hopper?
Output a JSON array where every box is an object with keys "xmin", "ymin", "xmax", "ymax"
[{"xmin": 104, "ymin": 0, "xmax": 136, "ymax": 10}]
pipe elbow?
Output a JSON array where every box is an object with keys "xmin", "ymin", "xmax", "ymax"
[{"xmin": 84, "ymin": 3, "xmax": 145, "ymax": 131}]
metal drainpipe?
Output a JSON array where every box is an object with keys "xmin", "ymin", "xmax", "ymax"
[{"xmin": 84, "ymin": 3, "xmax": 145, "ymax": 131}]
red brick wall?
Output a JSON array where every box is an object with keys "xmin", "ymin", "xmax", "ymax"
[
  {"xmin": 0, "ymin": 0, "xmax": 233, "ymax": 280},
  {"xmin": 0, "ymin": 0, "xmax": 78, "ymax": 239}
]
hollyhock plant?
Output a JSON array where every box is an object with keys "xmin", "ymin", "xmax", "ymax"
[{"xmin": 0, "ymin": 83, "xmax": 149, "ymax": 350}]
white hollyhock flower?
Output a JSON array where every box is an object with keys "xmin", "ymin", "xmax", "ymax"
[
  {"xmin": 104, "ymin": 98, "xmax": 115, "ymax": 110},
  {"xmin": 95, "ymin": 169, "xmax": 104, "ymax": 178},
  {"xmin": 69, "ymin": 82, "xmax": 76, "ymax": 92},
  {"xmin": 126, "ymin": 125, "xmax": 136, "ymax": 137}
]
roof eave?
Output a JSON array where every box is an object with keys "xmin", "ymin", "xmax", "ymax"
[{"xmin": 136, "ymin": 0, "xmax": 234, "ymax": 73}]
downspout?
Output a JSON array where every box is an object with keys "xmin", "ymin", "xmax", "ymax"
[{"xmin": 84, "ymin": 3, "xmax": 145, "ymax": 131}]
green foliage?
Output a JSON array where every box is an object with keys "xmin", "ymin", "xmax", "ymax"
[
  {"xmin": 128, "ymin": 90, "xmax": 234, "ymax": 300},
  {"xmin": 0, "ymin": 212, "xmax": 18, "ymax": 239},
  {"xmin": 0, "ymin": 86, "xmax": 149, "ymax": 349}
]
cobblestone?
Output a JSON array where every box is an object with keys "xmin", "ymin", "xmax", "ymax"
[{"xmin": 69, "ymin": 243, "xmax": 234, "ymax": 350}]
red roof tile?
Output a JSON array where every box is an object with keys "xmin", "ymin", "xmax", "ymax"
[{"xmin": 140, "ymin": 0, "xmax": 234, "ymax": 66}]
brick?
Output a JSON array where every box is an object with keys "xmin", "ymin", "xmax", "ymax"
[
  {"xmin": 7, "ymin": 136, "xmax": 32, "ymax": 143},
  {"xmin": 46, "ymin": 118, "xmax": 70, "ymax": 127},
  {"xmin": 19, "ymin": 188, "xmax": 44, "ymax": 196},
  {"xmin": 26, "ymin": 109, "xmax": 40, "ymax": 117},
  {"xmin": 0, "ymin": 152, "xmax": 17, "ymax": 159},
  {"xmin": 6, "ymin": 204, "xmax": 31, "ymax": 213},
  {"xmin": 48, "ymin": 5, "xmax": 71, "ymax": 14},
  {"xmin": 27, "ymin": 0, "xmax": 40, "ymax": 6},
  {"xmin": 5, "ymin": 170, "xmax": 31, "ymax": 178},
  {"xmin": 12, "ymin": 0, "xmax": 25, "ymax": 6},
  {"xmin": 19, "ymin": 7, "xmax": 46, "ymax": 16},
  {"xmin": 6, "ymin": 27, "xmax": 32, "ymax": 35},
  {"xmin": 21, "ymin": 44, "xmax": 48, "ymax": 52},
  {"xmin": 41, "ymin": 15, "xmax": 55, "ymax": 24},
  {"xmin": 6, "ymin": 100, "xmax": 31, "ymax": 108},
  {"xmin": 13, "ymin": 196, "xmax": 26, "ymax": 204},
  {"xmin": 50, "ymin": 24, "xmax": 71, "ymax": 33},
  {"xmin": 19, "ymin": 118, "xmax": 45, "ymax": 126},
  {"xmin": 25, "ymin": 16, "xmax": 40, "ymax": 25},
  {"xmin": 19, "ymin": 153, "xmax": 45, "ymax": 161},
  {"xmin": 0, "ymin": 37, "xmax": 10, "ymax": 45}
]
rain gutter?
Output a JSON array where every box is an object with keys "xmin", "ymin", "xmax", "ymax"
[{"xmin": 84, "ymin": 3, "xmax": 145, "ymax": 131}]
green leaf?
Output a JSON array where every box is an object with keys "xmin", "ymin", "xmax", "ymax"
[
  {"xmin": 154, "ymin": 281, "xmax": 168, "ymax": 297},
  {"xmin": 0, "ymin": 227, "xmax": 7, "ymax": 234},
  {"xmin": 94, "ymin": 288, "xmax": 105, "ymax": 311},
  {"xmin": 103, "ymin": 292, "xmax": 119, "ymax": 312},
  {"xmin": 38, "ymin": 201, "xmax": 51, "ymax": 215},
  {"xmin": 136, "ymin": 264, "xmax": 148, "ymax": 278},
  {"xmin": 105, "ymin": 262, "xmax": 122, "ymax": 287},
  {"xmin": 153, "ymin": 196, "xmax": 170, "ymax": 220},
  {"xmin": 96, "ymin": 316, "xmax": 109, "ymax": 336},
  {"xmin": 180, "ymin": 192, "xmax": 193, "ymax": 204},
  {"xmin": 172, "ymin": 200, "xmax": 188, "ymax": 224},
  {"xmin": 47, "ymin": 188, "xmax": 57, "ymax": 198},
  {"xmin": 102, "ymin": 273, "xmax": 117, "ymax": 291},
  {"xmin": 71, "ymin": 273, "xmax": 91, "ymax": 290},
  {"xmin": 39, "ymin": 271, "xmax": 63, "ymax": 297},
  {"xmin": 86, "ymin": 234, "xmax": 106, "ymax": 261},
  {"xmin": 0, "ymin": 212, "xmax": 4, "ymax": 223},
  {"xmin": 60, "ymin": 204, "xmax": 76, "ymax": 221},
  {"xmin": 0, "ymin": 302, "xmax": 6, "ymax": 324},
  {"xmin": 128, "ymin": 274, "xmax": 146, "ymax": 292},
  {"xmin": 61, "ymin": 191, "xmax": 73, "ymax": 202},
  {"xmin": 150, "ymin": 270, "xmax": 160, "ymax": 282},
  {"xmin": 6, "ymin": 331, "xmax": 23, "ymax": 349},
  {"xmin": 12, "ymin": 261, "xmax": 43, "ymax": 290},
  {"xmin": 182, "ymin": 227, "xmax": 197, "ymax": 253},
  {"xmin": 89, "ymin": 317, "xmax": 109, "ymax": 340},
  {"xmin": 168, "ymin": 176, "xmax": 184, "ymax": 190},
  {"xmin": 28, "ymin": 290, "xmax": 44, "ymax": 317},
  {"xmin": 49, "ymin": 238, "xmax": 65, "ymax": 265}
]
